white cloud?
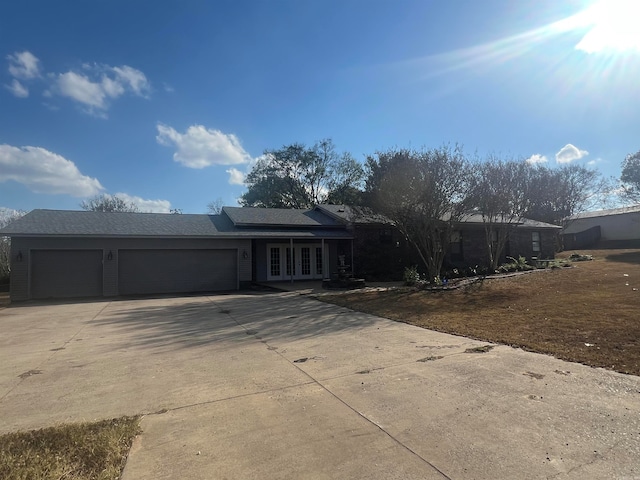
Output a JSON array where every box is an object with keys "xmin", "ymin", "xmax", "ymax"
[
  {"xmin": 56, "ymin": 71, "xmax": 109, "ymax": 109},
  {"xmin": 51, "ymin": 64, "xmax": 150, "ymax": 116},
  {"xmin": 7, "ymin": 51, "xmax": 41, "ymax": 79},
  {"xmin": 555, "ymin": 144, "xmax": 589, "ymax": 164},
  {"xmin": 112, "ymin": 193, "xmax": 172, "ymax": 213},
  {"xmin": 0, "ymin": 144, "xmax": 103, "ymax": 197},
  {"xmin": 525, "ymin": 154, "xmax": 548, "ymax": 164},
  {"xmin": 5, "ymin": 79, "xmax": 29, "ymax": 98},
  {"xmin": 112, "ymin": 66, "xmax": 150, "ymax": 96},
  {"xmin": 4, "ymin": 52, "xmax": 150, "ymax": 116},
  {"xmin": 226, "ymin": 168, "xmax": 246, "ymax": 185},
  {"xmin": 156, "ymin": 123, "xmax": 252, "ymax": 168}
]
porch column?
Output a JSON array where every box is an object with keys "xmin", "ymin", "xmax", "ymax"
[{"xmin": 290, "ymin": 238, "xmax": 294, "ymax": 283}]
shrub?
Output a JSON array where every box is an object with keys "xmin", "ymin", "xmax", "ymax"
[{"xmin": 403, "ymin": 265, "xmax": 421, "ymax": 286}]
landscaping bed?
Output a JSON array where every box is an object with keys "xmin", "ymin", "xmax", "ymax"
[{"xmin": 320, "ymin": 249, "xmax": 640, "ymax": 376}]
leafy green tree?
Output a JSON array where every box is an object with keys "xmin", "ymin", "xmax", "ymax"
[
  {"xmin": 240, "ymin": 139, "xmax": 364, "ymax": 208},
  {"xmin": 621, "ymin": 150, "xmax": 640, "ymax": 203},
  {"xmin": 80, "ymin": 194, "xmax": 139, "ymax": 212},
  {"xmin": 364, "ymin": 145, "xmax": 469, "ymax": 281}
]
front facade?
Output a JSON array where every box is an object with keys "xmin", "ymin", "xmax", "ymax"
[
  {"xmin": 318, "ymin": 206, "xmax": 561, "ymax": 280},
  {"xmin": 1, "ymin": 205, "xmax": 562, "ymax": 301},
  {"xmin": 2, "ymin": 208, "xmax": 352, "ymax": 302}
]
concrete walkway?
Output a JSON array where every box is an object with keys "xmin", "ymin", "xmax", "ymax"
[{"xmin": 1, "ymin": 292, "xmax": 639, "ymax": 479}]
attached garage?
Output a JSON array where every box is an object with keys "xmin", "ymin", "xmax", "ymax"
[
  {"xmin": 31, "ymin": 249, "xmax": 103, "ymax": 299},
  {"xmin": 1, "ymin": 209, "xmax": 342, "ymax": 302},
  {"xmin": 118, "ymin": 249, "xmax": 237, "ymax": 295}
]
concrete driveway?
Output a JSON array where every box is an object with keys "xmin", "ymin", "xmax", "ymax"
[{"xmin": 1, "ymin": 292, "xmax": 639, "ymax": 479}]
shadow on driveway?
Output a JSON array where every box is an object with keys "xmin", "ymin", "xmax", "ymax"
[{"xmin": 88, "ymin": 291, "xmax": 376, "ymax": 351}]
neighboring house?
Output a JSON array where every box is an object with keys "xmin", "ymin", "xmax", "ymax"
[
  {"xmin": 317, "ymin": 205, "xmax": 561, "ymax": 279},
  {"xmin": 0, "ymin": 205, "xmax": 562, "ymax": 301},
  {"xmin": 563, "ymin": 205, "xmax": 640, "ymax": 249}
]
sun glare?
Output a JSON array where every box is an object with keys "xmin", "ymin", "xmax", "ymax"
[{"xmin": 574, "ymin": 0, "xmax": 640, "ymax": 53}]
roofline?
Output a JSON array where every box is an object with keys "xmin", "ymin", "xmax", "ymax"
[
  {"xmin": 313, "ymin": 205, "xmax": 350, "ymax": 223},
  {"xmin": 232, "ymin": 222, "xmax": 345, "ymax": 228},
  {"xmin": 4, "ymin": 233, "xmax": 354, "ymax": 240},
  {"xmin": 453, "ymin": 221, "xmax": 562, "ymax": 229}
]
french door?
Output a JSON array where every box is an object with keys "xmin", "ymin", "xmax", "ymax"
[{"xmin": 267, "ymin": 243, "xmax": 325, "ymax": 281}]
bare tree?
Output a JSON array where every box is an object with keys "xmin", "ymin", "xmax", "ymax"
[
  {"xmin": 365, "ymin": 145, "xmax": 469, "ymax": 281},
  {"xmin": 621, "ymin": 150, "xmax": 640, "ymax": 203},
  {"xmin": 80, "ymin": 194, "xmax": 139, "ymax": 212},
  {"xmin": 526, "ymin": 164, "xmax": 613, "ymax": 225},
  {"xmin": 207, "ymin": 198, "xmax": 224, "ymax": 214},
  {"xmin": 465, "ymin": 158, "xmax": 533, "ymax": 270},
  {"xmin": 0, "ymin": 208, "xmax": 26, "ymax": 284}
]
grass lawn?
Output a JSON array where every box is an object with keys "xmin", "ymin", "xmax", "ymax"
[
  {"xmin": 320, "ymin": 249, "xmax": 640, "ymax": 376},
  {"xmin": 0, "ymin": 416, "xmax": 140, "ymax": 480}
]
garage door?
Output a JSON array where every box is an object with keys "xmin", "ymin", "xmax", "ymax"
[
  {"xmin": 31, "ymin": 250, "xmax": 103, "ymax": 299},
  {"xmin": 118, "ymin": 249, "xmax": 237, "ymax": 296}
]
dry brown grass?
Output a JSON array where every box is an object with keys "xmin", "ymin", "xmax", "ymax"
[
  {"xmin": 0, "ymin": 416, "xmax": 141, "ymax": 480},
  {"xmin": 321, "ymin": 249, "xmax": 640, "ymax": 376}
]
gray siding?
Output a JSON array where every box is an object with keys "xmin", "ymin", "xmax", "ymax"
[
  {"xmin": 254, "ymin": 240, "xmax": 268, "ymax": 282},
  {"xmin": 9, "ymin": 237, "xmax": 251, "ymax": 301},
  {"xmin": 564, "ymin": 212, "xmax": 640, "ymax": 241}
]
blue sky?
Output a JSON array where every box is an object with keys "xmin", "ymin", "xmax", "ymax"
[{"xmin": 1, "ymin": 0, "xmax": 639, "ymax": 214}]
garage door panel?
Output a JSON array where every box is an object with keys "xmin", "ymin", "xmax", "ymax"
[
  {"xmin": 118, "ymin": 249, "xmax": 237, "ymax": 295},
  {"xmin": 31, "ymin": 250, "xmax": 103, "ymax": 299}
]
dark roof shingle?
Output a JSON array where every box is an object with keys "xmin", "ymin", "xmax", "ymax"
[
  {"xmin": 0, "ymin": 209, "xmax": 352, "ymax": 239},
  {"xmin": 223, "ymin": 206, "xmax": 344, "ymax": 227}
]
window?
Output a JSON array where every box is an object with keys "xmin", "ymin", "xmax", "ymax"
[
  {"xmin": 379, "ymin": 228, "xmax": 393, "ymax": 244},
  {"xmin": 450, "ymin": 231, "xmax": 462, "ymax": 256},
  {"xmin": 532, "ymin": 232, "xmax": 541, "ymax": 252},
  {"xmin": 301, "ymin": 247, "xmax": 311, "ymax": 275},
  {"xmin": 270, "ymin": 248, "xmax": 280, "ymax": 276}
]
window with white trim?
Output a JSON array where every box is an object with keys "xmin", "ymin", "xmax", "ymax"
[{"xmin": 532, "ymin": 232, "xmax": 541, "ymax": 252}]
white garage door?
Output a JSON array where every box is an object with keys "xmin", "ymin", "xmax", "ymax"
[
  {"xmin": 118, "ymin": 249, "xmax": 237, "ymax": 295},
  {"xmin": 31, "ymin": 250, "xmax": 103, "ymax": 299}
]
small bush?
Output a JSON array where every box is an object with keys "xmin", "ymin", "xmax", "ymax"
[
  {"xmin": 403, "ymin": 266, "xmax": 421, "ymax": 286},
  {"xmin": 569, "ymin": 253, "xmax": 594, "ymax": 262}
]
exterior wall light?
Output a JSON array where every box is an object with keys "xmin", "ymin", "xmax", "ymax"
[
  {"xmin": 242, "ymin": 250, "xmax": 249, "ymax": 260},
  {"xmin": 16, "ymin": 251, "xmax": 23, "ymax": 262},
  {"xmin": 107, "ymin": 251, "xmax": 113, "ymax": 261}
]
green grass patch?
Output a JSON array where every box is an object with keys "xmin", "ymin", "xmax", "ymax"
[{"xmin": 0, "ymin": 416, "xmax": 141, "ymax": 480}]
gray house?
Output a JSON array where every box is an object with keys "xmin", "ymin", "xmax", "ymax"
[
  {"xmin": 0, "ymin": 207, "xmax": 352, "ymax": 301},
  {"xmin": 1, "ymin": 205, "xmax": 563, "ymax": 301}
]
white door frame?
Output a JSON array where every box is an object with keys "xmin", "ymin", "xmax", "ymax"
[{"xmin": 266, "ymin": 243, "xmax": 325, "ymax": 281}]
